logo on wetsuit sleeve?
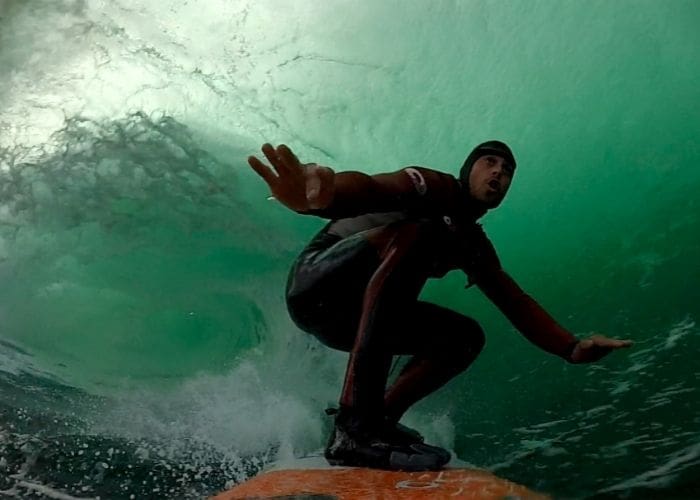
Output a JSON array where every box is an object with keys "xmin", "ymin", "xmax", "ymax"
[
  {"xmin": 442, "ymin": 215, "xmax": 456, "ymax": 232},
  {"xmin": 405, "ymin": 168, "xmax": 427, "ymax": 196}
]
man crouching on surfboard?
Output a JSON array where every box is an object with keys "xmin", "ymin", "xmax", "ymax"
[{"xmin": 247, "ymin": 141, "xmax": 632, "ymax": 471}]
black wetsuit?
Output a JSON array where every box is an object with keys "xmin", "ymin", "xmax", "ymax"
[{"xmin": 285, "ymin": 166, "xmax": 578, "ymax": 428}]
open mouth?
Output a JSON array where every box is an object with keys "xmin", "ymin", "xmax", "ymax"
[{"xmin": 488, "ymin": 180, "xmax": 500, "ymax": 190}]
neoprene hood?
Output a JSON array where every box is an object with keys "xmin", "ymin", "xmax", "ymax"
[{"xmin": 459, "ymin": 141, "xmax": 516, "ymax": 188}]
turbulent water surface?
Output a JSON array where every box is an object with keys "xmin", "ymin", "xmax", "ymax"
[{"xmin": 1, "ymin": 1, "xmax": 699, "ymax": 498}]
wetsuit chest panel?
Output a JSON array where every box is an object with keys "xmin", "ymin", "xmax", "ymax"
[
  {"xmin": 419, "ymin": 218, "xmax": 471, "ymax": 278},
  {"xmin": 326, "ymin": 211, "xmax": 499, "ymax": 283}
]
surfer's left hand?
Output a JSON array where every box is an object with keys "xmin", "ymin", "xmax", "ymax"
[{"xmin": 569, "ymin": 334, "xmax": 633, "ymax": 363}]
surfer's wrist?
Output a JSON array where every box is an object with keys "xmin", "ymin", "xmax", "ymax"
[{"xmin": 563, "ymin": 339, "xmax": 580, "ymax": 363}]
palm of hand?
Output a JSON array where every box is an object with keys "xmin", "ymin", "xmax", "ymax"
[
  {"xmin": 570, "ymin": 334, "xmax": 633, "ymax": 363},
  {"xmin": 247, "ymin": 143, "xmax": 335, "ymax": 211}
]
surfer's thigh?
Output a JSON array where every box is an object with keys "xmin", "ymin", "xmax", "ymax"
[
  {"xmin": 285, "ymin": 230, "xmax": 381, "ymax": 350},
  {"xmin": 385, "ymin": 301, "xmax": 486, "ymax": 358}
]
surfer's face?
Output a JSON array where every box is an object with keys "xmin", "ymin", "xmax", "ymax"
[{"xmin": 468, "ymin": 155, "xmax": 514, "ymax": 208}]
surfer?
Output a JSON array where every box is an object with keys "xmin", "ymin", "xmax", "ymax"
[{"xmin": 247, "ymin": 141, "xmax": 632, "ymax": 471}]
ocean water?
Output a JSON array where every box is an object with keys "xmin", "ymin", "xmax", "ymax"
[{"xmin": 1, "ymin": 0, "xmax": 699, "ymax": 498}]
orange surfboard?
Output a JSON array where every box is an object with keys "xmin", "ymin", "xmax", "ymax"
[{"xmin": 213, "ymin": 457, "xmax": 549, "ymax": 499}]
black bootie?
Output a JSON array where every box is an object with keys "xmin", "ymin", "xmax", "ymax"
[{"xmin": 324, "ymin": 407, "xmax": 450, "ymax": 471}]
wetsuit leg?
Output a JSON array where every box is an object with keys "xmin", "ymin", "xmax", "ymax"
[
  {"xmin": 382, "ymin": 303, "xmax": 485, "ymax": 424},
  {"xmin": 287, "ymin": 221, "xmax": 485, "ymax": 427},
  {"xmin": 337, "ymin": 222, "xmax": 433, "ymax": 429}
]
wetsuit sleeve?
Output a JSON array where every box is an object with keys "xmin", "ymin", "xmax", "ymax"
[
  {"xmin": 476, "ymin": 269, "xmax": 579, "ymax": 361},
  {"xmin": 301, "ymin": 167, "xmax": 459, "ymax": 219}
]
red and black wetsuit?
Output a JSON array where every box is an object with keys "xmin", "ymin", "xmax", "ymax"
[{"xmin": 286, "ymin": 166, "xmax": 578, "ymax": 429}]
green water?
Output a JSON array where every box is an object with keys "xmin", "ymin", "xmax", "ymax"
[{"xmin": 0, "ymin": 0, "xmax": 699, "ymax": 498}]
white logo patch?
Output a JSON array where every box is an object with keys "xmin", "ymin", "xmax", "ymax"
[{"xmin": 405, "ymin": 168, "xmax": 427, "ymax": 196}]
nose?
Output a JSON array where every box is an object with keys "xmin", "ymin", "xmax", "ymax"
[{"xmin": 491, "ymin": 164, "xmax": 504, "ymax": 178}]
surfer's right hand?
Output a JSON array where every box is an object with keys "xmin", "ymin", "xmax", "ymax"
[{"xmin": 248, "ymin": 143, "xmax": 335, "ymax": 212}]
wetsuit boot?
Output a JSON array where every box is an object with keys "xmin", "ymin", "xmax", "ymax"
[
  {"xmin": 381, "ymin": 420, "xmax": 423, "ymax": 445},
  {"xmin": 324, "ymin": 407, "xmax": 450, "ymax": 471},
  {"xmin": 380, "ymin": 419, "xmax": 451, "ymax": 464}
]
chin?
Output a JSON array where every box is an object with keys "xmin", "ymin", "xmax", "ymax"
[{"xmin": 483, "ymin": 196, "xmax": 504, "ymax": 209}]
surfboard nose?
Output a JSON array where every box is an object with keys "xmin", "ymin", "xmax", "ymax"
[{"xmin": 212, "ymin": 457, "xmax": 550, "ymax": 499}]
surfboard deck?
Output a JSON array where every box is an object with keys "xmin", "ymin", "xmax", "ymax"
[{"xmin": 213, "ymin": 456, "xmax": 549, "ymax": 499}]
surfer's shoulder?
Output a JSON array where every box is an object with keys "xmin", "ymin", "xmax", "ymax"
[{"xmin": 400, "ymin": 165, "xmax": 460, "ymax": 198}]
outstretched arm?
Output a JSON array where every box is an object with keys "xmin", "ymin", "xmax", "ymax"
[
  {"xmin": 247, "ymin": 143, "xmax": 456, "ymax": 218},
  {"xmin": 477, "ymin": 269, "xmax": 632, "ymax": 363}
]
